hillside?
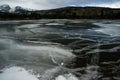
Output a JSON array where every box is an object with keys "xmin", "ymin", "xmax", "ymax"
[{"xmin": 0, "ymin": 6, "xmax": 120, "ymax": 20}]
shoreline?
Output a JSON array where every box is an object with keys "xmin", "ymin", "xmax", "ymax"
[{"xmin": 0, "ymin": 19, "xmax": 120, "ymax": 22}]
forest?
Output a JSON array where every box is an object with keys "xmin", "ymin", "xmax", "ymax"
[{"xmin": 0, "ymin": 7, "xmax": 120, "ymax": 20}]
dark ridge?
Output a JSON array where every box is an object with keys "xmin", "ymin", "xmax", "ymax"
[{"xmin": 0, "ymin": 6, "xmax": 120, "ymax": 20}]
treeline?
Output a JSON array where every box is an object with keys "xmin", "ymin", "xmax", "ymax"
[{"xmin": 0, "ymin": 7, "xmax": 120, "ymax": 20}]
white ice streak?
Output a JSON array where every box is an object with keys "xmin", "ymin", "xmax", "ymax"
[{"xmin": 94, "ymin": 22, "xmax": 120, "ymax": 36}]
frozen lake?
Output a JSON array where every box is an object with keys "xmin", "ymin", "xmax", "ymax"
[{"xmin": 0, "ymin": 19, "xmax": 120, "ymax": 80}]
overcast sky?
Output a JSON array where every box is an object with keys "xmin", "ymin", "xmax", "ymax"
[{"xmin": 0, "ymin": 0, "xmax": 120, "ymax": 10}]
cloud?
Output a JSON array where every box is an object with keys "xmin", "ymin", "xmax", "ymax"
[
  {"xmin": 0, "ymin": 0, "xmax": 120, "ymax": 10},
  {"xmin": 100, "ymin": 1, "xmax": 120, "ymax": 8},
  {"xmin": 0, "ymin": 0, "xmax": 69, "ymax": 9}
]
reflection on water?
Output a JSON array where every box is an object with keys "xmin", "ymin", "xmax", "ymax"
[{"xmin": 0, "ymin": 19, "xmax": 120, "ymax": 80}]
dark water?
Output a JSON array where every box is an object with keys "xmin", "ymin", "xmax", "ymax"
[{"xmin": 0, "ymin": 19, "xmax": 120, "ymax": 80}]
